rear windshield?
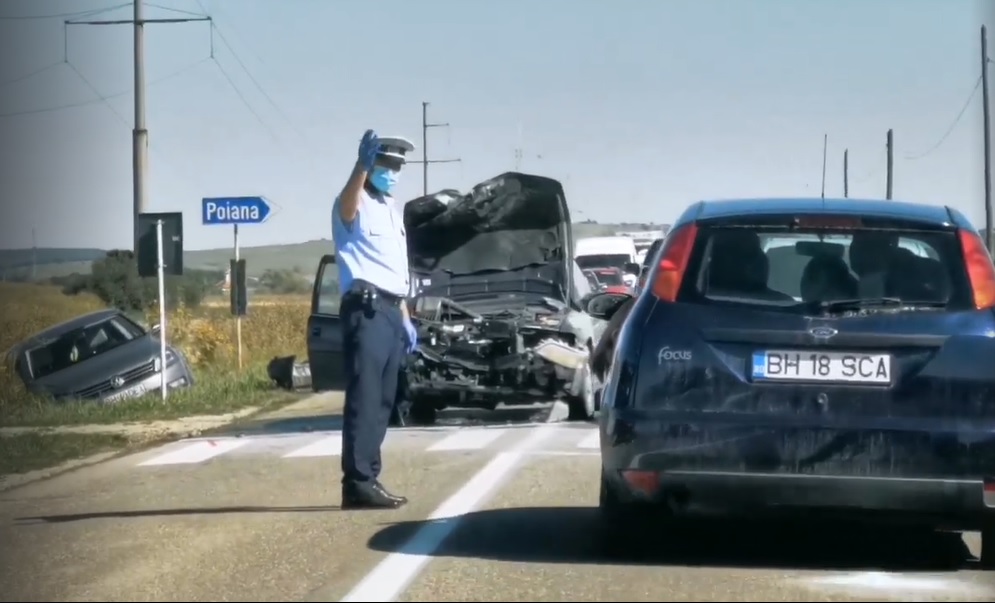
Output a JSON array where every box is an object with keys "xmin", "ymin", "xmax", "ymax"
[{"xmin": 678, "ymin": 225, "xmax": 975, "ymax": 312}]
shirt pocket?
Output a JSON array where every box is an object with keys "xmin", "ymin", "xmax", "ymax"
[{"xmin": 361, "ymin": 210, "xmax": 385, "ymax": 238}]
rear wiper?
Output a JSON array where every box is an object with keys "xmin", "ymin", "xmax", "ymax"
[{"xmin": 806, "ymin": 297, "xmax": 947, "ymax": 313}]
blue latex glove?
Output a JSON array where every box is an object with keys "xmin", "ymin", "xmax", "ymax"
[
  {"xmin": 402, "ymin": 316, "xmax": 418, "ymax": 354},
  {"xmin": 357, "ymin": 129, "xmax": 379, "ymax": 171}
]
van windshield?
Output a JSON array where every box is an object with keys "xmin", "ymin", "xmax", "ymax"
[
  {"xmin": 679, "ymin": 226, "xmax": 974, "ymax": 313},
  {"xmin": 576, "ymin": 253, "xmax": 630, "ymax": 270}
]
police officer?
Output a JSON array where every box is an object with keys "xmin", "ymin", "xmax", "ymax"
[{"xmin": 333, "ymin": 129, "xmax": 418, "ymax": 509}]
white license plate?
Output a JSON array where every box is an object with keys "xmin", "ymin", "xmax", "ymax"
[
  {"xmin": 104, "ymin": 384, "xmax": 148, "ymax": 403},
  {"xmin": 751, "ymin": 350, "xmax": 891, "ymax": 384}
]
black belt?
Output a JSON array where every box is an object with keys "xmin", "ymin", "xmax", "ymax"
[{"xmin": 347, "ymin": 279, "xmax": 404, "ymax": 305}]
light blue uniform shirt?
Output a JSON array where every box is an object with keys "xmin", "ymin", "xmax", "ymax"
[{"xmin": 332, "ymin": 188, "xmax": 410, "ymax": 297}]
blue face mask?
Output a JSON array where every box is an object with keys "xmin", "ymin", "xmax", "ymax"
[{"xmin": 369, "ymin": 166, "xmax": 400, "ymax": 194}]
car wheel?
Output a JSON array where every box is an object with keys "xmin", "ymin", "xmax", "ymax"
[
  {"xmin": 598, "ymin": 468, "xmax": 651, "ymax": 556},
  {"xmin": 408, "ymin": 398, "xmax": 438, "ymax": 426},
  {"xmin": 981, "ymin": 522, "xmax": 995, "ymax": 569},
  {"xmin": 567, "ymin": 365, "xmax": 596, "ymax": 422}
]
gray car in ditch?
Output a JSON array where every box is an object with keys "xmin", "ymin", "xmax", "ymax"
[{"xmin": 9, "ymin": 309, "xmax": 194, "ymax": 403}]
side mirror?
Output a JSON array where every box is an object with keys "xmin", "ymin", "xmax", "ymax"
[
  {"xmin": 623, "ymin": 262, "xmax": 641, "ymax": 276},
  {"xmin": 584, "ymin": 291, "xmax": 633, "ymax": 321}
]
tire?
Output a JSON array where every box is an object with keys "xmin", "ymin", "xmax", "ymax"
[
  {"xmin": 567, "ymin": 364, "xmax": 596, "ymax": 422},
  {"xmin": 598, "ymin": 468, "xmax": 652, "ymax": 556},
  {"xmin": 408, "ymin": 398, "xmax": 438, "ymax": 426},
  {"xmin": 981, "ymin": 522, "xmax": 995, "ymax": 570}
]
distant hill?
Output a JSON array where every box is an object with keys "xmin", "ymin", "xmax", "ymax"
[{"xmin": 0, "ymin": 222, "xmax": 667, "ymax": 281}]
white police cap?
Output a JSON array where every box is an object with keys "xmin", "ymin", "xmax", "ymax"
[{"xmin": 377, "ymin": 136, "xmax": 415, "ymax": 163}]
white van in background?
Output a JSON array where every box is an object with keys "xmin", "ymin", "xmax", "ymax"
[{"xmin": 574, "ymin": 236, "xmax": 640, "ymax": 287}]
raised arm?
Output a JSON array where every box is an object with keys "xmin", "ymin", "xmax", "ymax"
[{"xmin": 339, "ymin": 130, "xmax": 380, "ymax": 224}]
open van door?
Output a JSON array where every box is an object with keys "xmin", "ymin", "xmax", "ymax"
[{"xmin": 307, "ymin": 254, "xmax": 346, "ymax": 391}]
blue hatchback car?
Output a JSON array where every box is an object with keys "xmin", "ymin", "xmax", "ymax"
[{"xmin": 591, "ymin": 197, "xmax": 995, "ymax": 566}]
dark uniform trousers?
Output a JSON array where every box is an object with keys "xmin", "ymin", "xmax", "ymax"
[{"xmin": 339, "ymin": 280, "xmax": 406, "ymax": 484}]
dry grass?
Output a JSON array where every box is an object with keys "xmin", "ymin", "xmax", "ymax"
[{"xmin": 0, "ymin": 282, "xmax": 310, "ymax": 427}]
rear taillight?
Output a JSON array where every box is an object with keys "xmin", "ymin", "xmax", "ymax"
[
  {"xmin": 958, "ymin": 229, "xmax": 995, "ymax": 309},
  {"xmin": 651, "ymin": 223, "xmax": 698, "ymax": 302}
]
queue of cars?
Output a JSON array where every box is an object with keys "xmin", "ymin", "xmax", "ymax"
[
  {"xmin": 584, "ymin": 196, "xmax": 995, "ymax": 566},
  {"xmin": 305, "ymin": 174, "xmax": 994, "ymax": 565}
]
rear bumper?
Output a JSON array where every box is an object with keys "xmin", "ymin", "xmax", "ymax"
[
  {"xmin": 601, "ymin": 411, "xmax": 995, "ymax": 530},
  {"xmin": 603, "ymin": 468, "xmax": 994, "ymax": 530}
]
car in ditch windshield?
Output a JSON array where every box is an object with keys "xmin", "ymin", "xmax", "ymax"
[
  {"xmin": 588, "ymin": 197, "xmax": 995, "ymax": 566},
  {"xmin": 8, "ymin": 309, "xmax": 194, "ymax": 403},
  {"xmin": 306, "ymin": 173, "xmax": 608, "ymax": 424}
]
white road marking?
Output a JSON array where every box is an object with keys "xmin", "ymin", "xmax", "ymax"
[
  {"xmin": 336, "ymin": 425, "xmax": 559, "ymax": 603},
  {"xmin": 425, "ymin": 427, "xmax": 510, "ymax": 452},
  {"xmin": 577, "ymin": 429, "xmax": 600, "ymax": 449},
  {"xmin": 800, "ymin": 571, "xmax": 988, "ymax": 600},
  {"xmin": 137, "ymin": 439, "xmax": 248, "ymax": 466},
  {"xmin": 283, "ymin": 434, "xmax": 343, "ymax": 458},
  {"xmin": 530, "ymin": 450, "xmax": 599, "ymax": 457}
]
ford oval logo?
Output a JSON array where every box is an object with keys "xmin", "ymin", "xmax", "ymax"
[{"xmin": 808, "ymin": 326, "xmax": 838, "ymax": 339}]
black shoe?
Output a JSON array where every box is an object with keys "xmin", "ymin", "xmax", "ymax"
[{"xmin": 341, "ymin": 480, "xmax": 408, "ymax": 509}]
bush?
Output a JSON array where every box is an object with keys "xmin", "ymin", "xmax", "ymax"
[{"xmin": 60, "ymin": 250, "xmax": 220, "ymax": 312}]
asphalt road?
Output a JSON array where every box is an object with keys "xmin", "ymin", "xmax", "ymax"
[{"xmin": 0, "ymin": 393, "xmax": 991, "ymax": 602}]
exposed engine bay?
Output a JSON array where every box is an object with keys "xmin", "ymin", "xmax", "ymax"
[
  {"xmin": 407, "ymin": 294, "xmax": 591, "ymax": 408},
  {"xmin": 400, "ymin": 171, "xmax": 600, "ymax": 418}
]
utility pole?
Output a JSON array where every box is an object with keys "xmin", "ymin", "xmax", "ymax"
[
  {"xmin": 886, "ymin": 129, "xmax": 894, "ymax": 200},
  {"xmin": 133, "ymin": 0, "xmax": 146, "ymax": 253},
  {"xmin": 843, "ymin": 149, "xmax": 849, "ymax": 198},
  {"xmin": 66, "ymin": 1, "xmax": 209, "ymax": 251},
  {"xmin": 820, "ymin": 134, "xmax": 828, "ymax": 199},
  {"xmin": 410, "ymin": 101, "xmax": 461, "ymax": 197},
  {"xmin": 981, "ymin": 25, "xmax": 992, "ymax": 252}
]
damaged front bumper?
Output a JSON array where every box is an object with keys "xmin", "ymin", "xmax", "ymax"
[{"xmin": 406, "ymin": 299, "xmax": 590, "ymax": 408}]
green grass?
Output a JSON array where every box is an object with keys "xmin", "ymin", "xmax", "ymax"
[
  {"xmin": 0, "ymin": 368, "xmax": 303, "ymax": 428},
  {"xmin": 0, "ymin": 432, "xmax": 131, "ymax": 476}
]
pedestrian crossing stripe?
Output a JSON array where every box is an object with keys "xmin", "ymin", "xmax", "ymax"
[
  {"xmin": 137, "ymin": 439, "xmax": 248, "ymax": 466},
  {"xmin": 133, "ymin": 425, "xmax": 602, "ymax": 467}
]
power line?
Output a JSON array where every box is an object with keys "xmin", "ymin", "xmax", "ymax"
[
  {"xmin": 206, "ymin": 19, "xmax": 308, "ymax": 143},
  {"xmin": 192, "ymin": 0, "xmax": 267, "ymax": 66},
  {"xmin": 0, "ymin": 57, "xmax": 210, "ymax": 118},
  {"xmin": 0, "ymin": 3, "xmax": 129, "ymax": 21},
  {"xmin": 59, "ymin": 57, "xmax": 209, "ymax": 191},
  {"xmin": 0, "ymin": 61, "xmax": 63, "ymax": 87},
  {"xmin": 903, "ymin": 75, "xmax": 983, "ymax": 160},
  {"xmin": 209, "ymin": 57, "xmax": 280, "ymax": 141}
]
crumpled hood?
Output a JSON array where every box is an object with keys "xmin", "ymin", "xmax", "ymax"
[{"xmin": 403, "ymin": 172, "xmax": 571, "ymax": 276}]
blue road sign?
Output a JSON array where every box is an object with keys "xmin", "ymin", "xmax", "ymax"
[{"xmin": 202, "ymin": 197, "xmax": 272, "ymax": 226}]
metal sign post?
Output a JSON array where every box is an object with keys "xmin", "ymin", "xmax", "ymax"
[
  {"xmin": 233, "ymin": 222, "xmax": 242, "ymax": 369},
  {"xmin": 201, "ymin": 196, "xmax": 275, "ymax": 370}
]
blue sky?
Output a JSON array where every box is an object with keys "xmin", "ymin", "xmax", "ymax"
[{"xmin": 0, "ymin": 0, "xmax": 991, "ymax": 251}]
